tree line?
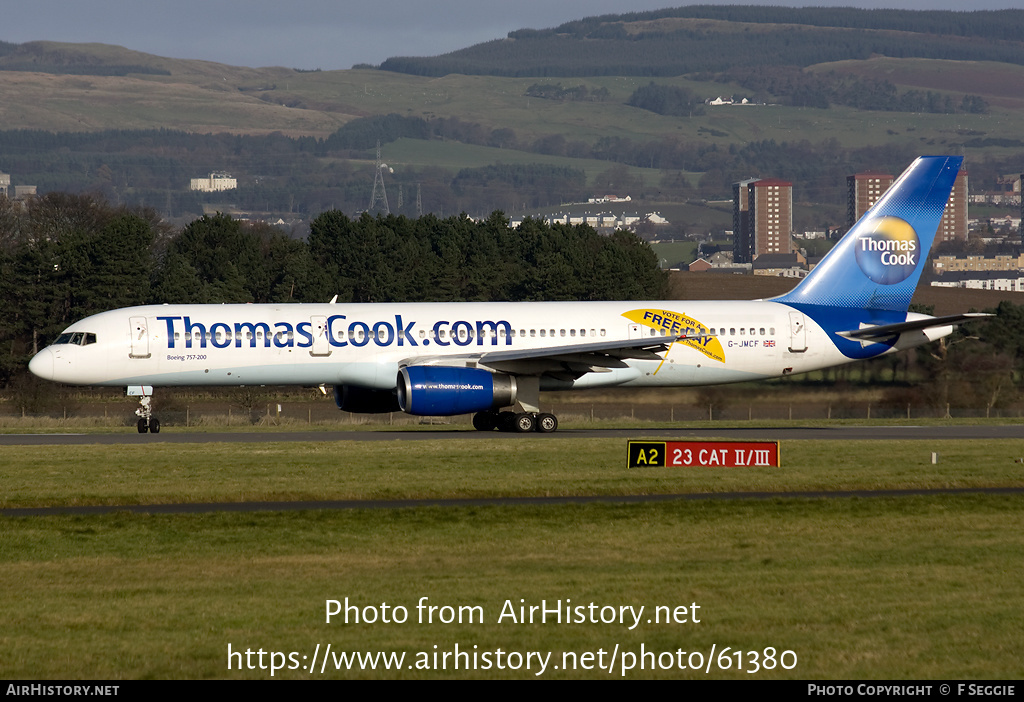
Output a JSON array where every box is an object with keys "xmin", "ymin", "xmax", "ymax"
[
  {"xmin": 0, "ymin": 192, "xmax": 667, "ymax": 386},
  {"xmin": 705, "ymin": 67, "xmax": 988, "ymax": 113}
]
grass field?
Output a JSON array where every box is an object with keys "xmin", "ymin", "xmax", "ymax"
[{"xmin": 1, "ymin": 436, "xmax": 1023, "ymax": 679}]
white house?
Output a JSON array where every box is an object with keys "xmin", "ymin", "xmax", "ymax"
[{"xmin": 190, "ymin": 172, "xmax": 238, "ymax": 192}]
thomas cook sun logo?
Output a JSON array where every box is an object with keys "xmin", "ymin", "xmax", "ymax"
[{"xmin": 853, "ymin": 216, "xmax": 920, "ymax": 285}]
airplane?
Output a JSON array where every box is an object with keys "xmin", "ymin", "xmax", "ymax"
[{"xmin": 28, "ymin": 155, "xmax": 990, "ymax": 433}]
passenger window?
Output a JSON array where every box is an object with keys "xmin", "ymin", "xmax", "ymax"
[{"xmin": 540, "ymin": 329, "xmax": 546, "ymax": 337}]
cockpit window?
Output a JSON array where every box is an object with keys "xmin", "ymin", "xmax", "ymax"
[{"xmin": 53, "ymin": 332, "xmax": 97, "ymax": 346}]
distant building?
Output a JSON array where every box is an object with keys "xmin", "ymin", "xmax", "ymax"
[
  {"xmin": 931, "ymin": 270, "xmax": 1024, "ymax": 292},
  {"xmin": 753, "ymin": 252, "xmax": 807, "ymax": 278},
  {"xmin": 847, "ymin": 171, "xmax": 894, "ymax": 226},
  {"xmin": 933, "ymin": 254, "xmax": 1024, "ymax": 274},
  {"xmin": 0, "ymin": 172, "xmax": 10, "ymax": 197},
  {"xmin": 190, "ymin": 172, "xmax": 237, "ymax": 192},
  {"xmin": 687, "ymin": 257, "xmax": 713, "ymax": 272},
  {"xmin": 733, "ymin": 178, "xmax": 793, "ymax": 262},
  {"xmin": 749, "ymin": 179, "xmax": 793, "ymax": 258},
  {"xmin": 1019, "ymin": 173, "xmax": 1024, "ymax": 244},
  {"xmin": 12, "ymin": 185, "xmax": 36, "ymax": 199},
  {"xmin": 732, "ymin": 178, "xmax": 759, "ymax": 263},
  {"xmin": 933, "ymin": 171, "xmax": 969, "ymax": 248}
]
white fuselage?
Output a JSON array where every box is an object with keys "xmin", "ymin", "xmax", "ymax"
[{"xmin": 27, "ymin": 300, "xmax": 948, "ymax": 391}]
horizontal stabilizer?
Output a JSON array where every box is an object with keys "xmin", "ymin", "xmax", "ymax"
[{"xmin": 836, "ymin": 313, "xmax": 993, "ymax": 341}]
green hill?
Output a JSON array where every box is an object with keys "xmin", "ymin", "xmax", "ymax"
[
  {"xmin": 1, "ymin": 8, "xmax": 1024, "ymax": 220},
  {"xmin": 379, "ymin": 7, "xmax": 1024, "ymax": 77}
]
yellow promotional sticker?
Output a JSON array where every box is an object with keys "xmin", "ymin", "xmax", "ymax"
[{"xmin": 622, "ymin": 308, "xmax": 725, "ymax": 364}]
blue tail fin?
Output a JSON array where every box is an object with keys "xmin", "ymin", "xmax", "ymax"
[{"xmin": 774, "ymin": 156, "xmax": 962, "ymax": 313}]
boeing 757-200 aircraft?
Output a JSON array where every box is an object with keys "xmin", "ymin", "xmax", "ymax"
[{"xmin": 29, "ymin": 156, "xmax": 989, "ymax": 433}]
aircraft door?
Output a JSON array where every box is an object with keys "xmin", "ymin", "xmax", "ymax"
[
  {"xmin": 627, "ymin": 323, "xmax": 645, "ymax": 339},
  {"xmin": 129, "ymin": 316, "xmax": 151, "ymax": 359},
  {"xmin": 788, "ymin": 311, "xmax": 807, "ymax": 353},
  {"xmin": 310, "ymin": 316, "xmax": 331, "ymax": 357}
]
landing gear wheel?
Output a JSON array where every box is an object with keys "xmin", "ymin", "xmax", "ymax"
[
  {"xmin": 497, "ymin": 411, "xmax": 517, "ymax": 432},
  {"xmin": 514, "ymin": 413, "xmax": 536, "ymax": 433},
  {"xmin": 472, "ymin": 411, "xmax": 498, "ymax": 431},
  {"xmin": 136, "ymin": 417, "xmax": 160, "ymax": 433},
  {"xmin": 535, "ymin": 413, "xmax": 558, "ymax": 433}
]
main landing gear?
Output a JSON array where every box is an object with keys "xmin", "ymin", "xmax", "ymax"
[
  {"xmin": 472, "ymin": 410, "xmax": 558, "ymax": 433},
  {"xmin": 134, "ymin": 393, "xmax": 161, "ymax": 433}
]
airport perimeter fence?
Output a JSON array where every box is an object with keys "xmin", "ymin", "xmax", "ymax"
[{"xmin": 3, "ymin": 399, "xmax": 1024, "ymax": 428}]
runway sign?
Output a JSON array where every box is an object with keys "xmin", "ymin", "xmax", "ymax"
[{"xmin": 627, "ymin": 440, "xmax": 780, "ymax": 468}]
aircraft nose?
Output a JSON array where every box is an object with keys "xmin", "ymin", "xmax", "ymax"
[{"xmin": 28, "ymin": 347, "xmax": 54, "ymax": 380}]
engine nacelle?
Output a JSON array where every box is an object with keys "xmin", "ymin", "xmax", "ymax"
[
  {"xmin": 397, "ymin": 366, "xmax": 516, "ymax": 416},
  {"xmin": 333, "ymin": 384, "xmax": 401, "ymax": 413}
]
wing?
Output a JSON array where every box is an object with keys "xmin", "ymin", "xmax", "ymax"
[{"xmin": 399, "ymin": 333, "xmax": 702, "ymax": 381}]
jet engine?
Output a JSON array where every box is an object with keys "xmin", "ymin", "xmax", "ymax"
[
  {"xmin": 333, "ymin": 384, "xmax": 401, "ymax": 413},
  {"xmin": 397, "ymin": 366, "xmax": 516, "ymax": 416}
]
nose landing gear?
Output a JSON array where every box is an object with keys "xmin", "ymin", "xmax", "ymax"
[{"xmin": 129, "ymin": 386, "xmax": 160, "ymax": 433}]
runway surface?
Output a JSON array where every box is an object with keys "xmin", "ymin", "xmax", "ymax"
[{"xmin": 1, "ymin": 424, "xmax": 1023, "ymax": 444}]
